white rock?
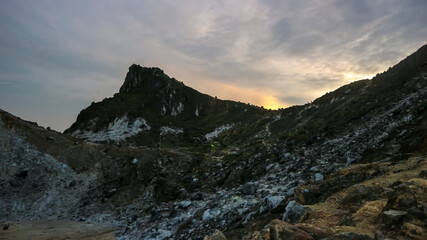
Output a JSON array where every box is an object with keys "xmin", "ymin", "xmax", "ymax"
[
  {"xmin": 160, "ymin": 126, "xmax": 183, "ymax": 135},
  {"xmin": 205, "ymin": 124, "xmax": 234, "ymax": 141},
  {"xmin": 72, "ymin": 116, "xmax": 150, "ymax": 142}
]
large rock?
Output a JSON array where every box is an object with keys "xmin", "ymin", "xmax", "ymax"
[
  {"xmin": 381, "ymin": 210, "xmax": 407, "ymax": 228},
  {"xmin": 265, "ymin": 196, "xmax": 286, "ymax": 212},
  {"xmin": 282, "ymin": 200, "xmax": 311, "ymax": 224},
  {"xmin": 270, "ymin": 220, "xmax": 314, "ymax": 240}
]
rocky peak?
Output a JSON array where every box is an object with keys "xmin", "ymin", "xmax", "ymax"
[
  {"xmin": 119, "ymin": 64, "xmax": 167, "ymax": 93},
  {"xmin": 65, "ymin": 63, "xmax": 265, "ymax": 145}
]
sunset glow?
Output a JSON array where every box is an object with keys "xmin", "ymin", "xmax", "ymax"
[{"xmin": 261, "ymin": 96, "xmax": 283, "ymax": 110}]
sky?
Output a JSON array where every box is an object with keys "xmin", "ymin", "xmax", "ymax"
[{"xmin": 1, "ymin": 0, "xmax": 426, "ymax": 132}]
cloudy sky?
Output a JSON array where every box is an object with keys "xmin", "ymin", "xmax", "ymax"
[{"xmin": 1, "ymin": 0, "xmax": 426, "ymax": 131}]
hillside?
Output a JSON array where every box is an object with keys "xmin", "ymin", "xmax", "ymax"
[{"xmin": 1, "ymin": 44, "xmax": 427, "ymax": 240}]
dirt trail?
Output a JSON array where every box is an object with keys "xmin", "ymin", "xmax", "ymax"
[{"xmin": 0, "ymin": 220, "xmax": 118, "ymax": 240}]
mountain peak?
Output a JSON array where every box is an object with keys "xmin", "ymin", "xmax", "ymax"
[
  {"xmin": 65, "ymin": 64, "xmax": 264, "ymax": 145},
  {"xmin": 119, "ymin": 64, "xmax": 167, "ymax": 93}
]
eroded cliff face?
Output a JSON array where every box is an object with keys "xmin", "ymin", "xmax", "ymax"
[{"xmin": 1, "ymin": 45, "xmax": 427, "ymax": 240}]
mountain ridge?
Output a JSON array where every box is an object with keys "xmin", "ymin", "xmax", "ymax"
[{"xmin": 66, "ymin": 44, "xmax": 427, "ymax": 151}]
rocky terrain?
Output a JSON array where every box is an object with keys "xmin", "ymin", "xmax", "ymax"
[{"xmin": 1, "ymin": 44, "xmax": 427, "ymax": 240}]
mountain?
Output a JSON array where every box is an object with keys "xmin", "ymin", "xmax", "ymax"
[
  {"xmin": 1, "ymin": 44, "xmax": 427, "ymax": 240},
  {"xmin": 65, "ymin": 64, "xmax": 267, "ymax": 147}
]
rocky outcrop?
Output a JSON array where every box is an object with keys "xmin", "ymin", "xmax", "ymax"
[{"xmin": 119, "ymin": 65, "xmax": 166, "ymax": 93}]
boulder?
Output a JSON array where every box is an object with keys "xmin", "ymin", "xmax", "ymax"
[
  {"xmin": 381, "ymin": 210, "xmax": 407, "ymax": 228},
  {"xmin": 282, "ymin": 200, "xmax": 311, "ymax": 224},
  {"xmin": 265, "ymin": 196, "xmax": 286, "ymax": 212}
]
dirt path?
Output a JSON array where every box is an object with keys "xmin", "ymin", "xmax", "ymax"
[{"xmin": 0, "ymin": 220, "xmax": 119, "ymax": 240}]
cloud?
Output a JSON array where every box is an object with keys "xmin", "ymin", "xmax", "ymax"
[{"xmin": 0, "ymin": 0, "xmax": 426, "ymax": 131}]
